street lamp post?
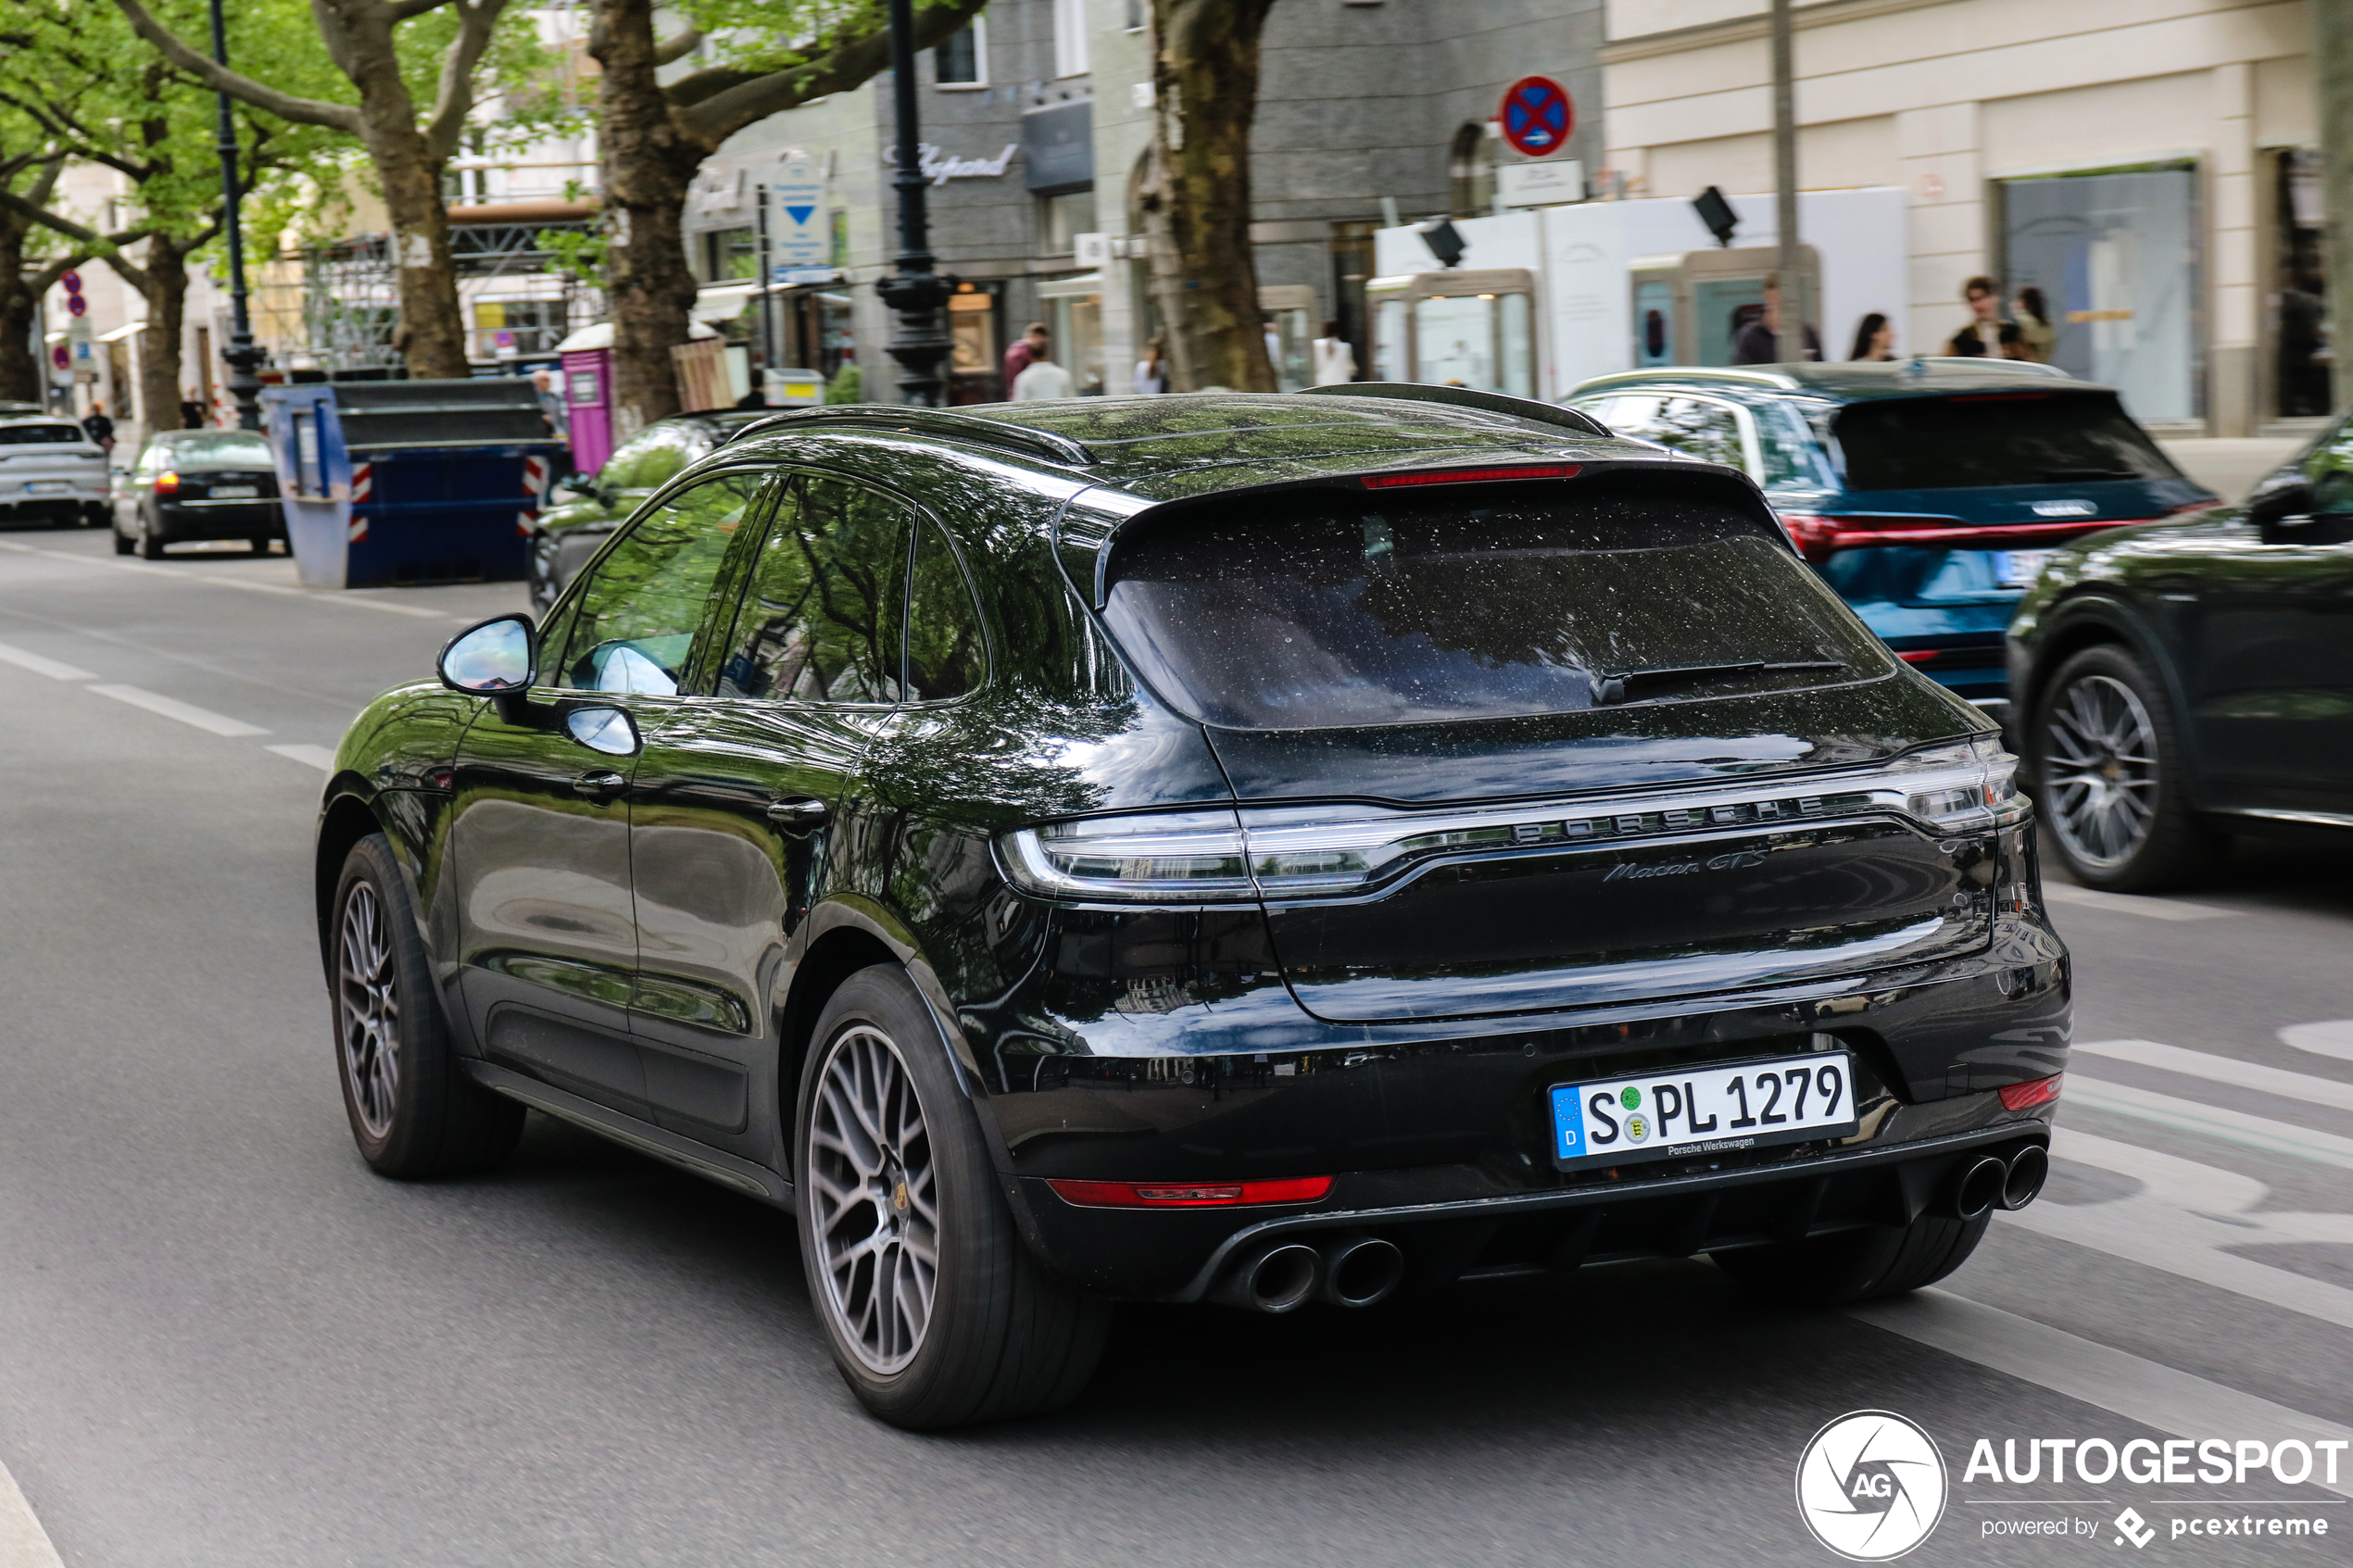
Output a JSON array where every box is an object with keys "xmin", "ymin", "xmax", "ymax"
[
  {"xmin": 875, "ymin": 0, "xmax": 951, "ymax": 406},
  {"xmin": 209, "ymin": 0, "xmax": 263, "ymax": 430}
]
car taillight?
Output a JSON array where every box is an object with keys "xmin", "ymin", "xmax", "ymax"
[
  {"xmin": 999, "ymin": 740, "xmax": 2029, "ymax": 904},
  {"xmin": 154, "ymin": 470, "xmax": 180, "ymax": 495},
  {"xmin": 1778, "ymin": 511, "xmax": 1839, "ymax": 560},
  {"xmin": 1362, "ymin": 463, "xmax": 1580, "ymax": 489},
  {"xmin": 1998, "ymin": 1073, "xmax": 2063, "ymax": 1110},
  {"xmin": 1047, "ymin": 1176, "xmax": 1333, "ymax": 1208},
  {"xmin": 1897, "ymin": 648, "xmax": 1939, "ymax": 663}
]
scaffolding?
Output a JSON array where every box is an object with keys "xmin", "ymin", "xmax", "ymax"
[{"xmin": 291, "ymin": 213, "xmax": 607, "ymax": 375}]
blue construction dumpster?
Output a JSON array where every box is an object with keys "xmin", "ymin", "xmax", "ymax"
[{"xmin": 260, "ymin": 379, "xmax": 567, "ymax": 588}]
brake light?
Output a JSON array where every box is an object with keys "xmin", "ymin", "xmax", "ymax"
[
  {"xmin": 1897, "ymin": 649, "xmax": 1940, "ymax": 663},
  {"xmin": 1363, "ymin": 463, "xmax": 1579, "ymax": 489},
  {"xmin": 1998, "ymin": 1073, "xmax": 2063, "ymax": 1111},
  {"xmin": 1048, "ymin": 1176, "xmax": 1333, "ymax": 1208},
  {"xmin": 154, "ymin": 470, "xmax": 180, "ymax": 495}
]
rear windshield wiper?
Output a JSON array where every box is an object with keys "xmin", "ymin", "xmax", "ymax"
[{"xmin": 1593, "ymin": 660, "xmax": 1845, "ymax": 705}]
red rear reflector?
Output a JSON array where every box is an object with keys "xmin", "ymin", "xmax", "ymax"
[
  {"xmin": 1363, "ymin": 463, "xmax": 1579, "ymax": 489},
  {"xmin": 1897, "ymin": 649, "xmax": 1940, "ymax": 663},
  {"xmin": 1997, "ymin": 1073, "xmax": 2063, "ymax": 1111},
  {"xmin": 1047, "ymin": 1175, "xmax": 1334, "ymax": 1209}
]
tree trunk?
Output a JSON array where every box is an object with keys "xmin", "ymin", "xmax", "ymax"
[
  {"xmin": 0, "ymin": 207, "xmax": 85, "ymax": 405},
  {"xmin": 134, "ymin": 238, "xmax": 191, "ymax": 435},
  {"xmin": 591, "ymin": 0, "xmax": 702, "ymax": 436},
  {"xmin": 1149, "ymin": 0, "xmax": 1277, "ymax": 393}
]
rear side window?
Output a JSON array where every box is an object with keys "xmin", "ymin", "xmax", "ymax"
[
  {"xmin": 1100, "ymin": 482, "xmax": 1885, "ymax": 730},
  {"xmin": 904, "ymin": 521, "xmax": 987, "ymax": 702},
  {"xmin": 0, "ymin": 423, "xmax": 84, "ymax": 445},
  {"xmin": 1832, "ymin": 392, "xmax": 2179, "ymax": 490}
]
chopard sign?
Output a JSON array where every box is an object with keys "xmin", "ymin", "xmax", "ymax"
[
  {"xmin": 884, "ymin": 142, "xmax": 1019, "ymax": 185},
  {"xmin": 1604, "ymin": 849, "xmax": 1768, "ymax": 882}
]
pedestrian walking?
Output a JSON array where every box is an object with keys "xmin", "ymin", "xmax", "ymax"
[
  {"xmin": 1311, "ymin": 320, "xmax": 1356, "ymax": 386},
  {"xmin": 1848, "ymin": 312, "xmax": 1898, "ymax": 361},
  {"xmin": 1944, "ymin": 276, "xmax": 2026, "ymax": 359},
  {"xmin": 532, "ymin": 368, "xmax": 570, "ymax": 435},
  {"xmin": 1730, "ymin": 275, "xmax": 1821, "ymax": 363},
  {"xmin": 181, "ymin": 389, "xmax": 207, "ymax": 429},
  {"xmin": 80, "ymin": 400, "xmax": 114, "ymax": 453},
  {"xmin": 1002, "ymin": 322, "xmax": 1048, "ymax": 395},
  {"xmin": 1132, "ymin": 336, "xmax": 1171, "ymax": 395},
  {"xmin": 1012, "ymin": 346, "xmax": 1076, "ymax": 401},
  {"xmin": 2013, "ymin": 286, "xmax": 2057, "ymax": 364}
]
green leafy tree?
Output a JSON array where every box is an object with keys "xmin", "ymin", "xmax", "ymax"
[
  {"xmin": 586, "ymin": 0, "xmax": 987, "ymax": 434},
  {"xmin": 110, "ymin": 0, "xmax": 540, "ymax": 380},
  {"xmin": 0, "ymin": 0, "xmax": 349, "ymax": 428}
]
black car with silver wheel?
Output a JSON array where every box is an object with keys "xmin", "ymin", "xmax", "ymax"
[
  {"xmin": 111, "ymin": 429, "xmax": 285, "ymax": 558},
  {"xmin": 2008, "ymin": 411, "xmax": 2353, "ymax": 890},
  {"xmin": 314, "ymin": 389, "xmax": 2068, "ymax": 1428}
]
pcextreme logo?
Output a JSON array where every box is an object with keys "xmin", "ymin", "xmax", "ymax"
[{"xmin": 1796, "ymin": 1411, "xmax": 1949, "ymax": 1561}]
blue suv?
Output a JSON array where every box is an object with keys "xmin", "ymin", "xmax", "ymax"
[{"xmin": 1561, "ymin": 362, "xmax": 2216, "ymax": 721}]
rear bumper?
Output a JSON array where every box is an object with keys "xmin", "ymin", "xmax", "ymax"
[
  {"xmin": 1013, "ymin": 1101, "xmax": 2057, "ymax": 1301},
  {"xmin": 157, "ymin": 499, "xmax": 285, "ymax": 540}
]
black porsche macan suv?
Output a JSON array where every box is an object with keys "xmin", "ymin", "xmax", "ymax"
[{"xmin": 316, "ymin": 387, "xmax": 2069, "ymax": 1428}]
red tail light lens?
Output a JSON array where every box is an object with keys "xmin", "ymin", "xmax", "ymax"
[
  {"xmin": 1363, "ymin": 463, "xmax": 1579, "ymax": 490},
  {"xmin": 1047, "ymin": 1175, "xmax": 1333, "ymax": 1209},
  {"xmin": 1997, "ymin": 1073, "xmax": 2063, "ymax": 1111},
  {"xmin": 154, "ymin": 470, "xmax": 181, "ymax": 496},
  {"xmin": 1897, "ymin": 649, "xmax": 1940, "ymax": 663}
]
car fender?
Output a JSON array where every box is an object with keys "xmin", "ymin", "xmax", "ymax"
[{"xmin": 2025, "ymin": 587, "xmax": 2211, "ymax": 807}]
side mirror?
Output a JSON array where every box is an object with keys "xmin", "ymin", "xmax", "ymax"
[
  {"xmin": 439, "ymin": 614, "xmax": 536, "ymax": 696},
  {"xmin": 2246, "ymin": 479, "xmax": 2315, "ymax": 533},
  {"xmin": 563, "ymin": 705, "xmax": 640, "ymax": 756},
  {"xmin": 552, "ymin": 472, "xmax": 590, "ymax": 501}
]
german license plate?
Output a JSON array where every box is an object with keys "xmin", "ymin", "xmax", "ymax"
[
  {"xmin": 209, "ymin": 484, "xmax": 259, "ymax": 499},
  {"xmin": 1993, "ymin": 549, "xmax": 2053, "ymax": 589},
  {"xmin": 1550, "ymin": 1050, "xmax": 1858, "ymax": 1170},
  {"xmin": 24, "ymin": 480, "xmax": 69, "ymax": 494}
]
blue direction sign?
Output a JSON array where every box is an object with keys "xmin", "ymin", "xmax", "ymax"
[
  {"xmin": 768, "ymin": 155, "xmax": 828, "ymax": 275},
  {"xmin": 1499, "ymin": 76, "xmax": 1574, "ymax": 159}
]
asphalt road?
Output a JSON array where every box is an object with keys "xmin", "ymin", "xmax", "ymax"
[{"xmin": 1, "ymin": 525, "xmax": 2348, "ymax": 1567}]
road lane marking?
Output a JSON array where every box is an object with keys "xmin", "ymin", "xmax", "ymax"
[
  {"xmin": 0, "ymin": 641, "xmax": 94, "ymax": 682},
  {"xmin": 0, "ymin": 1459, "xmax": 64, "ymax": 1568},
  {"xmin": 265, "ymin": 743, "xmax": 338, "ymax": 771},
  {"xmin": 2002, "ymin": 1128, "xmax": 2353, "ymax": 1331},
  {"xmin": 2073, "ymin": 1038, "xmax": 2353, "ymax": 1114},
  {"xmin": 1849, "ymin": 1288, "xmax": 2353, "ymax": 1499},
  {"xmin": 86, "ymin": 684, "xmax": 269, "ymax": 738},
  {"xmin": 2041, "ymin": 883, "xmax": 2235, "ymax": 921},
  {"xmin": 2063, "ymin": 1075, "xmax": 2353, "ymax": 1171},
  {"xmin": 2284, "ymin": 1022, "xmax": 2353, "ymax": 1063},
  {"xmin": 0, "ymin": 541, "xmax": 463, "ymax": 621}
]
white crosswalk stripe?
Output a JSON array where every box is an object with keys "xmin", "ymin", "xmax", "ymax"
[{"xmin": 2072, "ymin": 1037, "xmax": 2353, "ymax": 1114}]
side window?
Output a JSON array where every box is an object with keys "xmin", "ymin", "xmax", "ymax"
[
  {"xmin": 555, "ymin": 472, "xmax": 767, "ymax": 695},
  {"xmin": 1647, "ymin": 396, "xmax": 1748, "ymax": 471},
  {"xmin": 1604, "ymin": 394, "xmax": 1662, "ymax": 441},
  {"xmin": 598, "ymin": 424, "xmax": 697, "ymax": 491},
  {"xmin": 1753, "ymin": 405, "xmax": 1822, "ymax": 487},
  {"xmin": 905, "ymin": 521, "xmax": 988, "ymax": 702},
  {"xmin": 714, "ymin": 474, "xmax": 911, "ymax": 705}
]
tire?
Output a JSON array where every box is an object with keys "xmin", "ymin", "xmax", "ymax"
[
  {"xmin": 795, "ymin": 965, "xmax": 1109, "ymax": 1429},
  {"xmin": 2030, "ymin": 643, "xmax": 2221, "ymax": 891},
  {"xmin": 527, "ymin": 533, "xmax": 560, "ymax": 616},
  {"xmin": 1711, "ymin": 1210, "xmax": 1991, "ymax": 1306},
  {"xmin": 249, "ymin": 537, "xmax": 271, "ymax": 556},
  {"xmin": 111, "ymin": 527, "xmax": 134, "ymax": 556},
  {"xmin": 137, "ymin": 510, "xmax": 166, "ymax": 559},
  {"xmin": 330, "ymin": 833, "xmax": 524, "ymax": 1178}
]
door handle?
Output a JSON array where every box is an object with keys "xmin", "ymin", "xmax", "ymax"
[
  {"xmin": 766, "ymin": 797, "xmax": 831, "ymax": 826},
  {"xmin": 572, "ymin": 770, "xmax": 628, "ymax": 799}
]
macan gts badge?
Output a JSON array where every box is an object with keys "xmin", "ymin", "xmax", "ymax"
[{"xmin": 313, "ymin": 387, "xmax": 2070, "ymax": 1428}]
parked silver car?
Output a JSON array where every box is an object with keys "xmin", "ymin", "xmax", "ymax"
[{"xmin": 0, "ymin": 416, "xmax": 108, "ymax": 528}]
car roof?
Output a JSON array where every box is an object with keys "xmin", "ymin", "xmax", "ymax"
[
  {"xmin": 153, "ymin": 427, "xmax": 267, "ymax": 439},
  {"xmin": 1565, "ymin": 359, "xmax": 2095, "ymax": 406},
  {"xmin": 730, "ymin": 391, "xmax": 1669, "ymax": 502}
]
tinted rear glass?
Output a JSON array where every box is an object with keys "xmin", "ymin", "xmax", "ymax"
[
  {"xmin": 1101, "ymin": 483, "xmax": 1886, "ymax": 729},
  {"xmin": 1832, "ymin": 392, "xmax": 2178, "ymax": 490},
  {"xmin": 0, "ymin": 423, "xmax": 85, "ymax": 445}
]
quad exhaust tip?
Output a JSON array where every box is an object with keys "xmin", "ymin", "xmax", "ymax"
[{"xmin": 1210, "ymin": 1234, "xmax": 1404, "ymax": 1313}]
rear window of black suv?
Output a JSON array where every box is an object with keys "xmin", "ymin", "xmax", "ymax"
[
  {"xmin": 1831, "ymin": 390, "xmax": 2180, "ymax": 490},
  {"xmin": 1099, "ymin": 481, "xmax": 1888, "ymax": 729}
]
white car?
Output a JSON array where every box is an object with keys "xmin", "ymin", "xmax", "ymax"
[{"xmin": 0, "ymin": 416, "xmax": 109, "ymax": 528}]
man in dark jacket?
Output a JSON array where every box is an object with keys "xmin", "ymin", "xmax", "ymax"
[
  {"xmin": 1944, "ymin": 275, "xmax": 2025, "ymax": 358},
  {"xmin": 1730, "ymin": 277, "xmax": 1820, "ymax": 364},
  {"xmin": 80, "ymin": 401, "xmax": 114, "ymax": 452}
]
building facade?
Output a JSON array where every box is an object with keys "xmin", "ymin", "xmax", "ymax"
[{"xmin": 1599, "ymin": 0, "xmax": 2321, "ymax": 435}]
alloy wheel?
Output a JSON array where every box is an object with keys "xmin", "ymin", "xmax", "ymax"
[
  {"xmin": 336, "ymin": 883, "xmax": 401, "ymax": 1139},
  {"xmin": 807, "ymin": 1023, "xmax": 939, "ymax": 1374},
  {"xmin": 2042, "ymin": 672, "xmax": 2160, "ymax": 870}
]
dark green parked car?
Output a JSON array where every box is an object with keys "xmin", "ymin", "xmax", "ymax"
[
  {"xmin": 529, "ymin": 409, "xmax": 771, "ymax": 612},
  {"xmin": 2007, "ymin": 415, "xmax": 2353, "ymax": 890}
]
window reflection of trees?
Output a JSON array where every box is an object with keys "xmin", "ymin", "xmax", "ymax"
[
  {"xmin": 718, "ymin": 477, "xmax": 905, "ymax": 704},
  {"xmin": 557, "ymin": 473, "xmax": 763, "ymax": 691}
]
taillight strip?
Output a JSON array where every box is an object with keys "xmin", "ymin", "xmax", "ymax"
[
  {"xmin": 1048, "ymin": 1176, "xmax": 1334, "ymax": 1209},
  {"xmin": 1362, "ymin": 463, "xmax": 1580, "ymax": 489}
]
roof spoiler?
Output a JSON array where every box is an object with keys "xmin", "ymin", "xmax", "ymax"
[{"xmin": 1304, "ymin": 382, "xmax": 1610, "ymax": 437}]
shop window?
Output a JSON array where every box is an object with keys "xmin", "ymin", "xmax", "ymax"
[
  {"xmin": 2270, "ymin": 148, "xmax": 2331, "ymax": 419},
  {"xmin": 1039, "ymin": 188, "xmax": 1099, "ymax": 256},
  {"xmin": 934, "ymin": 19, "xmax": 986, "ymax": 88},
  {"xmin": 1449, "ymin": 122, "xmax": 1496, "ymax": 220},
  {"xmin": 701, "ymin": 227, "xmax": 757, "ymax": 282}
]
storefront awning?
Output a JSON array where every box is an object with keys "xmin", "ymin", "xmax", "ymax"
[{"xmin": 1036, "ymin": 271, "xmax": 1103, "ymax": 300}]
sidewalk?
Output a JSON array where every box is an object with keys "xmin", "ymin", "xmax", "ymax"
[{"xmin": 2156, "ymin": 437, "xmax": 2304, "ymax": 505}]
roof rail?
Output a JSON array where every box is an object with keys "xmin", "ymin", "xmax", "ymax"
[
  {"xmin": 1303, "ymin": 382, "xmax": 1610, "ymax": 436},
  {"xmin": 1906, "ymin": 356, "xmax": 2072, "ymax": 379},
  {"xmin": 722, "ymin": 405, "xmax": 1093, "ymax": 466}
]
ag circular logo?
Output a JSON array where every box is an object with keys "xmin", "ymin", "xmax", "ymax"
[{"xmin": 1795, "ymin": 1411, "xmax": 1946, "ymax": 1561}]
